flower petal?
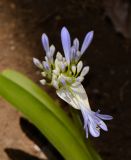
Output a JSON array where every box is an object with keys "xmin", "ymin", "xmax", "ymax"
[
  {"xmin": 85, "ymin": 125, "xmax": 89, "ymax": 138},
  {"xmin": 80, "ymin": 104, "xmax": 100, "ymax": 137},
  {"xmin": 80, "ymin": 31, "xmax": 94, "ymax": 55},
  {"xmin": 88, "ymin": 121, "xmax": 100, "ymax": 137},
  {"xmin": 61, "ymin": 27, "xmax": 71, "ymax": 64},
  {"xmin": 99, "ymin": 120, "xmax": 108, "ymax": 131},
  {"xmin": 94, "ymin": 116, "xmax": 108, "ymax": 131},
  {"xmin": 70, "ymin": 85, "xmax": 90, "ymax": 108},
  {"xmin": 95, "ymin": 111, "xmax": 113, "ymax": 120},
  {"xmin": 56, "ymin": 84, "xmax": 90, "ymax": 110},
  {"xmin": 56, "ymin": 88, "xmax": 80, "ymax": 109},
  {"xmin": 40, "ymin": 79, "xmax": 46, "ymax": 85},
  {"xmin": 80, "ymin": 104, "xmax": 112, "ymax": 138}
]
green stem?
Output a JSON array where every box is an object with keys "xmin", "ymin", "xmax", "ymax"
[{"xmin": 69, "ymin": 107, "xmax": 85, "ymax": 139}]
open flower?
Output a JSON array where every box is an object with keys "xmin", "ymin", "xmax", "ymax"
[
  {"xmin": 57, "ymin": 84, "xmax": 112, "ymax": 138},
  {"xmin": 33, "ymin": 27, "xmax": 113, "ymax": 138}
]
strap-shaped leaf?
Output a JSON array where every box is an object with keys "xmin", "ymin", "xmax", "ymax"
[
  {"xmin": 0, "ymin": 70, "xmax": 101, "ymax": 160},
  {"xmin": 2, "ymin": 70, "xmax": 86, "ymax": 149}
]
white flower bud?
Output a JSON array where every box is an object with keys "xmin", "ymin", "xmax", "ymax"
[
  {"xmin": 52, "ymin": 80, "xmax": 59, "ymax": 89},
  {"xmin": 56, "ymin": 52, "xmax": 63, "ymax": 61},
  {"xmin": 53, "ymin": 69, "xmax": 60, "ymax": 75},
  {"xmin": 50, "ymin": 45, "xmax": 55, "ymax": 57},
  {"xmin": 55, "ymin": 59, "xmax": 60, "ymax": 69},
  {"xmin": 33, "ymin": 58, "xmax": 43, "ymax": 69},
  {"xmin": 76, "ymin": 76, "xmax": 84, "ymax": 82},
  {"xmin": 41, "ymin": 72, "xmax": 46, "ymax": 77},
  {"xmin": 76, "ymin": 51, "xmax": 81, "ymax": 57},
  {"xmin": 73, "ymin": 38, "xmax": 79, "ymax": 50},
  {"xmin": 77, "ymin": 61, "xmax": 83, "ymax": 73},
  {"xmin": 71, "ymin": 65, "xmax": 76, "ymax": 74},
  {"xmin": 40, "ymin": 79, "xmax": 46, "ymax": 85},
  {"xmin": 80, "ymin": 66, "xmax": 89, "ymax": 77}
]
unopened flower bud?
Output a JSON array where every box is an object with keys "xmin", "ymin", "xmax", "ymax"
[
  {"xmin": 76, "ymin": 76, "xmax": 84, "ymax": 82},
  {"xmin": 81, "ymin": 66, "xmax": 89, "ymax": 77},
  {"xmin": 52, "ymin": 80, "xmax": 59, "ymax": 89},
  {"xmin": 50, "ymin": 45, "xmax": 55, "ymax": 57},
  {"xmin": 71, "ymin": 65, "xmax": 76, "ymax": 74},
  {"xmin": 41, "ymin": 72, "xmax": 46, "ymax": 77},
  {"xmin": 40, "ymin": 79, "xmax": 46, "ymax": 85},
  {"xmin": 77, "ymin": 61, "xmax": 83, "ymax": 73},
  {"xmin": 56, "ymin": 52, "xmax": 63, "ymax": 61},
  {"xmin": 33, "ymin": 58, "xmax": 43, "ymax": 69}
]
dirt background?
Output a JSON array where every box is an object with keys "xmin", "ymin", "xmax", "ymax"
[{"xmin": 0, "ymin": 0, "xmax": 131, "ymax": 160}]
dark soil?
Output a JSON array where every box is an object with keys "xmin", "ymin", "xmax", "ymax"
[{"xmin": 0, "ymin": 0, "xmax": 131, "ymax": 160}]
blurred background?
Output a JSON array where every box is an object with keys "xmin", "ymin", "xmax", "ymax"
[{"xmin": 0, "ymin": 0, "xmax": 131, "ymax": 159}]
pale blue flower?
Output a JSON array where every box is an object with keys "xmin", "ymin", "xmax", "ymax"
[
  {"xmin": 57, "ymin": 84, "xmax": 113, "ymax": 138},
  {"xmin": 33, "ymin": 27, "xmax": 113, "ymax": 138}
]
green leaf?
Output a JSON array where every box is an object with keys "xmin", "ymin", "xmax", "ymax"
[
  {"xmin": 2, "ymin": 70, "xmax": 86, "ymax": 150},
  {"xmin": 0, "ymin": 70, "xmax": 101, "ymax": 160}
]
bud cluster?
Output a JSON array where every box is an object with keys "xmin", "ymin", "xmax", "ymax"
[
  {"xmin": 33, "ymin": 53, "xmax": 89, "ymax": 90},
  {"xmin": 33, "ymin": 27, "xmax": 92, "ymax": 90}
]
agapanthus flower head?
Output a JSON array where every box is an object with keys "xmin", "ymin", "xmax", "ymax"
[{"xmin": 33, "ymin": 27, "xmax": 113, "ymax": 138}]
